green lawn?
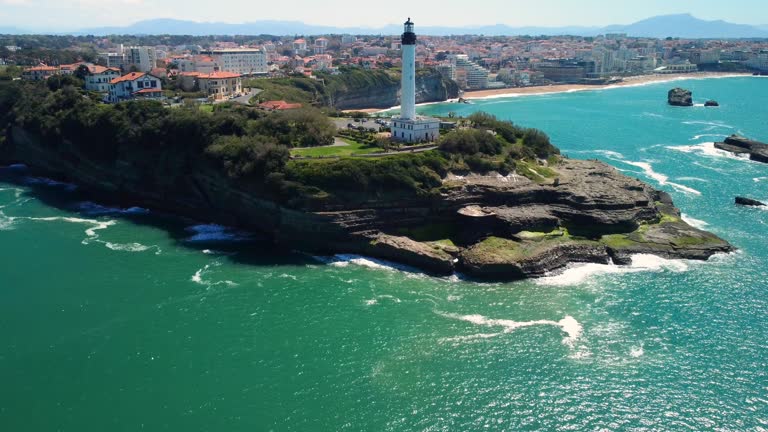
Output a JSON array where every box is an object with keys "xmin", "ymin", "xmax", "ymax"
[
  {"xmin": 290, "ymin": 138, "xmax": 385, "ymax": 157},
  {"xmin": 199, "ymin": 104, "xmax": 214, "ymax": 113}
]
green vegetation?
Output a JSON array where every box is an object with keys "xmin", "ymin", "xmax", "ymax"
[
  {"xmin": 395, "ymin": 223, "xmax": 457, "ymax": 242},
  {"xmin": 246, "ymin": 76, "xmax": 326, "ymax": 105},
  {"xmin": 290, "ymin": 138, "xmax": 384, "ymax": 157},
  {"xmin": 245, "ymin": 69, "xmax": 399, "ymax": 106},
  {"xmin": 0, "ymin": 79, "xmax": 332, "ymax": 189},
  {"xmin": 435, "ymin": 112, "xmax": 561, "ymax": 177},
  {"xmin": 0, "ymin": 78, "xmax": 561, "ymax": 210},
  {"xmin": 467, "ymin": 233, "xmax": 598, "ymax": 263}
]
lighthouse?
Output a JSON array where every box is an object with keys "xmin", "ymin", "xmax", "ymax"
[
  {"xmin": 400, "ymin": 18, "xmax": 417, "ymax": 120},
  {"xmin": 391, "ymin": 18, "xmax": 440, "ymax": 143}
]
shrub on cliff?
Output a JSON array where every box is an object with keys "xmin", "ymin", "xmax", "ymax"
[
  {"xmin": 285, "ymin": 152, "xmax": 448, "ymax": 200},
  {"xmin": 206, "ymin": 135, "xmax": 290, "ymax": 179},
  {"xmin": 247, "ymin": 108, "xmax": 335, "ymax": 148},
  {"xmin": 438, "ymin": 129, "xmax": 503, "ymax": 156},
  {"xmin": 522, "ymin": 128, "xmax": 559, "ymax": 159},
  {"xmin": 467, "ymin": 112, "xmax": 523, "ymax": 143}
]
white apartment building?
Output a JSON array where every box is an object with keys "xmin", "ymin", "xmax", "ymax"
[
  {"xmin": 746, "ymin": 52, "xmax": 768, "ymax": 71},
  {"xmin": 199, "ymin": 49, "xmax": 268, "ymax": 75},
  {"xmin": 124, "ymin": 46, "xmax": 157, "ymax": 72},
  {"xmin": 314, "ymin": 38, "xmax": 328, "ymax": 55},
  {"xmin": 449, "ymin": 54, "xmax": 489, "ymax": 89}
]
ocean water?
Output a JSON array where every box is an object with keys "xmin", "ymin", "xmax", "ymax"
[{"xmin": 1, "ymin": 77, "xmax": 767, "ymax": 431}]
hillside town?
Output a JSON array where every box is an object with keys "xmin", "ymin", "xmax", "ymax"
[{"xmin": 4, "ymin": 33, "xmax": 768, "ymax": 103}]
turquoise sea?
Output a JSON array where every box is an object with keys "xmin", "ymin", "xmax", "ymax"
[{"xmin": 1, "ymin": 76, "xmax": 766, "ymax": 431}]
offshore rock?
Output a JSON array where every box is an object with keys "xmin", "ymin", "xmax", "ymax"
[
  {"xmin": 705, "ymin": 100, "xmax": 720, "ymax": 107},
  {"xmin": 735, "ymin": 196, "xmax": 766, "ymax": 207},
  {"xmin": 714, "ymin": 135, "xmax": 768, "ymax": 164},
  {"xmin": 668, "ymin": 87, "xmax": 693, "ymax": 106}
]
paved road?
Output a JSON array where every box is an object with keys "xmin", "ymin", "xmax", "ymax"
[{"xmin": 229, "ymin": 89, "xmax": 262, "ymax": 105}]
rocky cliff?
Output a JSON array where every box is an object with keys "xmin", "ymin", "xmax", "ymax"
[
  {"xmin": 2, "ymin": 127, "xmax": 734, "ymax": 280},
  {"xmin": 329, "ymin": 72, "xmax": 460, "ymax": 110}
]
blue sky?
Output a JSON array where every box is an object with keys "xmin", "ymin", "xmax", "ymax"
[{"xmin": 1, "ymin": 0, "xmax": 766, "ymax": 30}]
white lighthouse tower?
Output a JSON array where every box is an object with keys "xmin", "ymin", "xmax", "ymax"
[{"xmin": 391, "ymin": 18, "xmax": 440, "ymax": 143}]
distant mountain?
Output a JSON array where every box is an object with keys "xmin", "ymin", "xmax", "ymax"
[
  {"xmin": 77, "ymin": 20, "xmax": 604, "ymax": 37},
  {"xmin": 601, "ymin": 14, "xmax": 768, "ymax": 39},
  {"xmin": 3, "ymin": 14, "xmax": 768, "ymax": 38}
]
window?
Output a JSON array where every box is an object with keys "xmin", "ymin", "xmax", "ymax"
[{"xmin": 150, "ymin": 81, "xmax": 157, "ymax": 88}]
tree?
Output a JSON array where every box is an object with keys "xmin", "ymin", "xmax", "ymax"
[{"xmin": 74, "ymin": 64, "xmax": 90, "ymax": 81}]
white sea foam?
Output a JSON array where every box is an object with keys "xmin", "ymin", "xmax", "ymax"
[
  {"xmin": 537, "ymin": 254, "xmax": 690, "ymax": 286},
  {"xmin": 0, "ymin": 187, "xmax": 24, "ymax": 199},
  {"xmin": 364, "ymin": 295, "xmax": 402, "ymax": 306},
  {"xmin": 104, "ymin": 242, "xmax": 160, "ymax": 254},
  {"xmin": 191, "ymin": 263, "xmax": 238, "ymax": 287},
  {"xmin": 681, "ymin": 214, "xmax": 709, "ymax": 229},
  {"xmin": 580, "ymin": 149, "xmax": 625, "ymax": 159},
  {"xmin": 630, "ymin": 345, "xmax": 645, "ymax": 358},
  {"xmin": 676, "ymin": 177, "xmax": 709, "ymax": 183},
  {"xmin": 754, "ymin": 177, "xmax": 768, "ymax": 183},
  {"xmin": 437, "ymin": 311, "xmax": 582, "ymax": 347},
  {"xmin": 0, "ymin": 210, "xmax": 13, "ymax": 231},
  {"xmin": 690, "ymin": 134, "xmax": 726, "ymax": 141},
  {"xmin": 19, "ymin": 216, "xmax": 116, "ymax": 239},
  {"xmin": 666, "ymin": 142, "xmax": 748, "ymax": 160},
  {"xmin": 682, "ymin": 120, "xmax": 734, "ymax": 130},
  {"xmin": 321, "ymin": 254, "xmax": 419, "ymax": 273},
  {"xmin": 619, "ymin": 160, "xmax": 701, "ymax": 195}
]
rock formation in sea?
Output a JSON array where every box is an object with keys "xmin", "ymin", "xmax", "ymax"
[
  {"xmin": 714, "ymin": 135, "xmax": 768, "ymax": 163},
  {"xmin": 735, "ymin": 196, "xmax": 766, "ymax": 207},
  {"xmin": 668, "ymin": 88, "xmax": 693, "ymax": 106},
  {"xmin": 705, "ymin": 100, "xmax": 719, "ymax": 107}
]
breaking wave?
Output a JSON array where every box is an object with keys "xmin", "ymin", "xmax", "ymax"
[
  {"xmin": 619, "ymin": 160, "xmax": 701, "ymax": 196},
  {"xmin": 536, "ymin": 254, "xmax": 691, "ymax": 286},
  {"xmin": 437, "ymin": 311, "xmax": 582, "ymax": 348}
]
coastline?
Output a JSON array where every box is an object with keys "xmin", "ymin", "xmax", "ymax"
[
  {"xmin": 461, "ymin": 72, "xmax": 752, "ymax": 100},
  {"xmin": 355, "ymin": 72, "xmax": 752, "ymax": 113}
]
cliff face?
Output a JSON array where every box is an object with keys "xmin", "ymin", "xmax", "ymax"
[
  {"xmin": 2, "ymin": 128, "xmax": 733, "ymax": 279},
  {"xmin": 330, "ymin": 72, "xmax": 460, "ymax": 110}
]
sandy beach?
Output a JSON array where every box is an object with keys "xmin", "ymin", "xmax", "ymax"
[
  {"xmin": 461, "ymin": 72, "xmax": 752, "ymax": 99},
  {"xmin": 348, "ymin": 72, "xmax": 752, "ymax": 113}
]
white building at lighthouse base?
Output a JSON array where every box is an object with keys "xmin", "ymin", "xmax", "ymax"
[{"xmin": 391, "ymin": 116, "xmax": 440, "ymax": 143}]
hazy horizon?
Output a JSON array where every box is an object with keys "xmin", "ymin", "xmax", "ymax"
[{"xmin": 0, "ymin": 0, "xmax": 766, "ymax": 32}]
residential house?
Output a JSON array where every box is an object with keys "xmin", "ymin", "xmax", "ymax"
[
  {"xmin": 59, "ymin": 62, "xmax": 86, "ymax": 75},
  {"xmin": 197, "ymin": 71, "xmax": 242, "ymax": 100},
  {"xmin": 84, "ymin": 65, "xmax": 121, "ymax": 93},
  {"xmin": 22, "ymin": 65, "xmax": 59, "ymax": 81},
  {"xmin": 108, "ymin": 72, "xmax": 163, "ymax": 103}
]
